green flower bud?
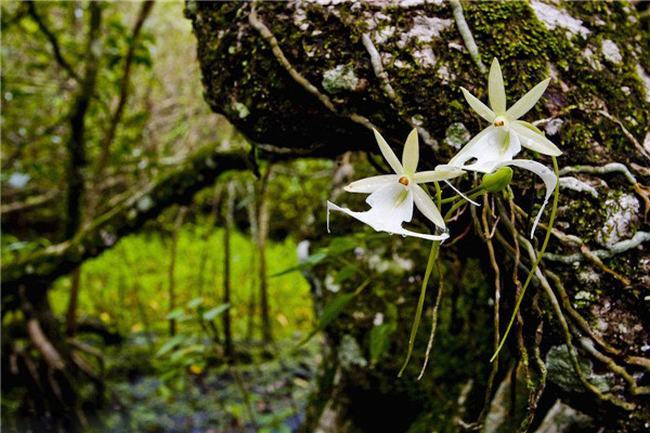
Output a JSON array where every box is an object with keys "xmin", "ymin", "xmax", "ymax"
[{"xmin": 481, "ymin": 167, "xmax": 513, "ymax": 192}]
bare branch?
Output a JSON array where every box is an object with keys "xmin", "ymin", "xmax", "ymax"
[
  {"xmin": 26, "ymin": 1, "xmax": 80, "ymax": 82},
  {"xmin": 94, "ymin": 1, "xmax": 155, "ymax": 184},
  {"xmin": 2, "ymin": 146, "xmax": 249, "ymax": 306}
]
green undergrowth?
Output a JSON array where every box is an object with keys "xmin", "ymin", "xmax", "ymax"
[{"xmin": 49, "ymin": 221, "xmax": 313, "ymax": 341}]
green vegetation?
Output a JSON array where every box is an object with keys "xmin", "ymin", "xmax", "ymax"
[{"xmin": 49, "ymin": 224, "xmax": 313, "ymax": 339}]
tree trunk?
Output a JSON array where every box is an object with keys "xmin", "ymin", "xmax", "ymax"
[
  {"xmin": 245, "ymin": 181, "xmax": 259, "ymax": 341},
  {"xmin": 189, "ymin": 2, "xmax": 650, "ymax": 432},
  {"xmin": 168, "ymin": 207, "xmax": 187, "ymax": 337},
  {"xmin": 222, "ymin": 182, "xmax": 235, "ymax": 359},
  {"xmin": 65, "ymin": 268, "xmax": 81, "ymax": 336},
  {"xmin": 256, "ymin": 165, "xmax": 274, "ymax": 343}
]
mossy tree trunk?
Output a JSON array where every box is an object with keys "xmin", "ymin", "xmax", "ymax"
[{"xmin": 189, "ymin": 1, "xmax": 650, "ymax": 432}]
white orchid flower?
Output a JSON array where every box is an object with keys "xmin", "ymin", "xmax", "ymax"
[
  {"xmin": 445, "ymin": 58, "xmax": 562, "ymax": 237},
  {"xmin": 328, "ymin": 129, "xmax": 464, "ymax": 241}
]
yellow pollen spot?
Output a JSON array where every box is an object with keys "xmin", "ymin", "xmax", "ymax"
[
  {"xmin": 398, "ymin": 176, "xmax": 410, "ymax": 186},
  {"xmin": 494, "ymin": 119, "xmax": 505, "ymax": 127}
]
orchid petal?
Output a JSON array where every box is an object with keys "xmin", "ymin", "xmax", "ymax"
[
  {"xmin": 373, "ymin": 128, "xmax": 403, "ymax": 174},
  {"xmin": 506, "ymin": 78, "xmax": 550, "ymax": 120},
  {"xmin": 447, "ymin": 126, "xmax": 497, "ymax": 170},
  {"xmin": 511, "ymin": 122, "xmax": 562, "ymax": 156},
  {"xmin": 412, "ymin": 184, "xmax": 445, "ymax": 229},
  {"xmin": 515, "ymin": 120, "xmax": 545, "ymax": 135},
  {"xmin": 366, "ymin": 183, "xmax": 413, "ymax": 224},
  {"xmin": 344, "ymin": 175, "xmax": 397, "ymax": 193},
  {"xmin": 448, "ymin": 126, "xmax": 521, "ymax": 173},
  {"xmin": 461, "ymin": 87, "xmax": 496, "ymax": 123},
  {"xmin": 488, "ymin": 58, "xmax": 506, "ymax": 114},
  {"xmin": 326, "ymin": 203, "xmax": 449, "ymax": 241},
  {"xmin": 500, "ymin": 159, "xmax": 557, "ymax": 238},
  {"xmin": 412, "ymin": 168, "xmax": 465, "ymax": 184},
  {"xmin": 402, "ymin": 128, "xmax": 419, "ymax": 175},
  {"xmin": 397, "ymin": 227, "xmax": 449, "ymax": 242},
  {"xmin": 327, "ymin": 182, "xmax": 448, "ymax": 241}
]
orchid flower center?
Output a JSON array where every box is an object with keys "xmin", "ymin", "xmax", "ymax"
[
  {"xmin": 493, "ymin": 116, "xmax": 508, "ymax": 128},
  {"xmin": 398, "ymin": 176, "xmax": 410, "ymax": 186}
]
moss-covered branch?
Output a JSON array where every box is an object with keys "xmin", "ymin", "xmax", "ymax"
[{"xmin": 1, "ymin": 146, "xmax": 249, "ymax": 306}]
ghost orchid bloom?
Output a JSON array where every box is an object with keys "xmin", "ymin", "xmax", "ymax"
[
  {"xmin": 328, "ymin": 129, "xmax": 464, "ymax": 241},
  {"xmin": 445, "ymin": 58, "xmax": 562, "ymax": 237}
]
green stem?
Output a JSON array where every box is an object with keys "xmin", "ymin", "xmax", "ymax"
[
  {"xmin": 440, "ymin": 185, "xmax": 483, "ymax": 204},
  {"xmin": 490, "ymin": 157, "xmax": 560, "ymax": 362},
  {"xmin": 398, "ymin": 241, "xmax": 439, "ymax": 377},
  {"xmin": 444, "ymin": 190, "xmax": 484, "ymax": 221}
]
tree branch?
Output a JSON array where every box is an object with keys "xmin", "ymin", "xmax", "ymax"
[
  {"xmin": 94, "ymin": 1, "xmax": 155, "ymax": 184},
  {"xmin": 65, "ymin": 2, "xmax": 102, "ymax": 239},
  {"xmin": 26, "ymin": 1, "xmax": 80, "ymax": 82},
  {"xmin": 2, "ymin": 146, "xmax": 249, "ymax": 307}
]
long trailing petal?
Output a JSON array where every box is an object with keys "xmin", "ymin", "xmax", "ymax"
[
  {"xmin": 412, "ymin": 184, "xmax": 445, "ymax": 228},
  {"xmin": 499, "ymin": 159, "xmax": 557, "ymax": 237},
  {"xmin": 412, "ymin": 168, "xmax": 465, "ymax": 184},
  {"xmin": 461, "ymin": 87, "xmax": 496, "ymax": 123},
  {"xmin": 344, "ymin": 175, "xmax": 397, "ymax": 193},
  {"xmin": 511, "ymin": 121, "xmax": 562, "ymax": 156},
  {"xmin": 506, "ymin": 77, "xmax": 550, "ymax": 120},
  {"xmin": 488, "ymin": 58, "xmax": 506, "ymax": 114},
  {"xmin": 327, "ymin": 201, "xmax": 449, "ymax": 241},
  {"xmin": 447, "ymin": 126, "xmax": 496, "ymax": 169},
  {"xmin": 443, "ymin": 180, "xmax": 480, "ymax": 206},
  {"xmin": 373, "ymin": 128, "xmax": 403, "ymax": 174},
  {"xmin": 402, "ymin": 128, "xmax": 419, "ymax": 175}
]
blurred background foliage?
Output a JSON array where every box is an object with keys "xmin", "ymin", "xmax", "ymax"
[{"xmin": 1, "ymin": 1, "xmax": 350, "ymax": 432}]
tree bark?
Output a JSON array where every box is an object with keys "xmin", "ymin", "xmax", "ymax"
[
  {"xmin": 189, "ymin": 1, "xmax": 650, "ymax": 432},
  {"xmin": 256, "ymin": 164, "xmax": 274, "ymax": 343},
  {"xmin": 222, "ymin": 182, "xmax": 235, "ymax": 358}
]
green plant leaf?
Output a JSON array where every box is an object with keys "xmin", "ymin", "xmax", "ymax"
[
  {"xmin": 156, "ymin": 334, "xmax": 185, "ymax": 357},
  {"xmin": 166, "ymin": 307, "xmax": 187, "ymax": 320},
  {"xmin": 297, "ymin": 280, "xmax": 370, "ymax": 347},
  {"xmin": 203, "ymin": 303, "xmax": 230, "ymax": 321},
  {"xmin": 369, "ymin": 323, "xmax": 395, "ymax": 365},
  {"xmin": 187, "ymin": 297, "xmax": 204, "ymax": 309}
]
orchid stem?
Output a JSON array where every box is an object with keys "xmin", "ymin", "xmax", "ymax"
[
  {"xmin": 434, "ymin": 181, "xmax": 442, "ymax": 209},
  {"xmin": 490, "ymin": 156, "xmax": 560, "ymax": 362},
  {"xmin": 444, "ymin": 190, "xmax": 484, "ymax": 220},
  {"xmin": 398, "ymin": 240, "xmax": 439, "ymax": 377},
  {"xmin": 440, "ymin": 185, "xmax": 483, "ymax": 204}
]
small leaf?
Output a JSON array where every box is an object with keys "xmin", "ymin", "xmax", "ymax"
[
  {"xmin": 187, "ymin": 297, "xmax": 204, "ymax": 309},
  {"xmin": 369, "ymin": 323, "xmax": 395, "ymax": 364},
  {"xmin": 270, "ymin": 251, "xmax": 327, "ymax": 277},
  {"xmin": 156, "ymin": 334, "xmax": 185, "ymax": 357},
  {"xmin": 203, "ymin": 304, "xmax": 230, "ymax": 321},
  {"xmin": 166, "ymin": 307, "xmax": 187, "ymax": 320},
  {"xmin": 298, "ymin": 280, "xmax": 370, "ymax": 346},
  {"xmin": 334, "ymin": 265, "xmax": 358, "ymax": 284}
]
